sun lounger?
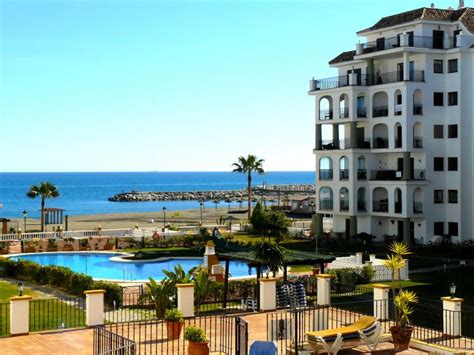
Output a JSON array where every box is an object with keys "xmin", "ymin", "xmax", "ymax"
[
  {"xmin": 306, "ymin": 316, "xmax": 381, "ymax": 355},
  {"xmin": 249, "ymin": 340, "xmax": 278, "ymax": 355}
]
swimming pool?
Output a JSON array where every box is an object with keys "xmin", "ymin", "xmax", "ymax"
[{"xmin": 9, "ymin": 253, "xmax": 254, "ymax": 281}]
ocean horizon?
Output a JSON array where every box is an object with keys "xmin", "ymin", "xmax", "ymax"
[{"xmin": 0, "ymin": 171, "xmax": 315, "ymax": 218}]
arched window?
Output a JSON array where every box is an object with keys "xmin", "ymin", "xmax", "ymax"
[
  {"xmin": 394, "ymin": 89, "xmax": 403, "ymax": 116},
  {"xmin": 319, "ymin": 157, "xmax": 333, "ymax": 180},
  {"xmin": 357, "ymin": 187, "xmax": 367, "ymax": 211},
  {"xmin": 339, "ymin": 187, "xmax": 349, "ymax": 211},
  {"xmin": 413, "ymin": 122, "xmax": 423, "ymax": 148},
  {"xmin": 413, "ymin": 188, "xmax": 423, "ymax": 213},
  {"xmin": 339, "ymin": 94, "xmax": 349, "ymax": 118},
  {"xmin": 373, "ymin": 123, "xmax": 389, "ymax": 148},
  {"xmin": 319, "ymin": 187, "xmax": 333, "ymax": 210},
  {"xmin": 394, "ymin": 188, "xmax": 402, "ymax": 213},
  {"xmin": 372, "ymin": 92, "xmax": 389, "ymax": 117},
  {"xmin": 319, "ymin": 96, "xmax": 333, "ymax": 120},
  {"xmin": 357, "ymin": 156, "xmax": 367, "ymax": 180},
  {"xmin": 372, "ymin": 187, "xmax": 388, "ymax": 212},
  {"xmin": 357, "ymin": 93, "xmax": 367, "ymax": 118},
  {"xmin": 413, "ymin": 89, "xmax": 423, "ymax": 115},
  {"xmin": 339, "ymin": 156, "xmax": 349, "ymax": 180},
  {"xmin": 394, "ymin": 122, "xmax": 402, "ymax": 148}
]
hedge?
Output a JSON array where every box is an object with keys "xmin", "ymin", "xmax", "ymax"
[{"xmin": 0, "ymin": 258, "xmax": 122, "ymax": 306}]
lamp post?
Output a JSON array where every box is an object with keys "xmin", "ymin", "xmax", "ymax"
[
  {"xmin": 22, "ymin": 210, "xmax": 28, "ymax": 233},
  {"xmin": 162, "ymin": 206, "xmax": 166, "ymax": 229},
  {"xmin": 200, "ymin": 201, "xmax": 203, "ymax": 225},
  {"xmin": 18, "ymin": 282, "xmax": 24, "ymax": 296},
  {"xmin": 450, "ymin": 283, "xmax": 456, "ymax": 299}
]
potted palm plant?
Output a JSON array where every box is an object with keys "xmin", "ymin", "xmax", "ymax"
[
  {"xmin": 46, "ymin": 238, "xmax": 58, "ymax": 251},
  {"xmin": 184, "ymin": 325, "xmax": 209, "ymax": 355},
  {"xmin": 139, "ymin": 277, "xmax": 173, "ymax": 318},
  {"xmin": 383, "ymin": 242, "xmax": 418, "ymax": 351},
  {"xmin": 164, "ymin": 308, "xmax": 184, "ymax": 340}
]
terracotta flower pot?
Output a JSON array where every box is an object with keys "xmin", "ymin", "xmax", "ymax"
[
  {"xmin": 187, "ymin": 341, "xmax": 209, "ymax": 355},
  {"xmin": 311, "ymin": 267, "xmax": 320, "ymax": 275},
  {"xmin": 390, "ymin": 325, "xmax": 413, "ymax": 352},
  {"xmin": 166, "ymin": 321, "xmax": 184, "ymax": 340}
]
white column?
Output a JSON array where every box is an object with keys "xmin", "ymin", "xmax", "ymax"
[
  {"xmin": 403, "ymin": 52, "xmax": 410, "ymax": 81},
  {"xmin": 373, "ymin": 284, "xmax": 390, "ymax": 320},
  {"xmin": 355, "ymin": 252, "xmax": 363, "ymax": 265},
  {"xmin": 315, "ymin": 275, "xmax": 334, "ymax": 331},
  {"xmin": 10, "ymin": 296, "xmax": 31, "ymax": 335},
  {"xmin": 84, "ymin": 290, "xmax": 105, "ymax": 326},
  {"xmin": 348, "ymin": 71, "xmax": 358, "ymax": 86},
  {"xmin": 355, "ymin": 42, "xmax": 363, "ymax": 55},
  {"xmin": 441, "ymin": 297, "xmax": 463, "ymax": 336},
  {"xmin": 400, "ymin": 32, "xmax": 409, "ymax": 47},
  {"xmin": 400, "ymin": 259, "xmax": 409, "ymax": 280},
  {"xmin": 309, "ymin": 78, "xmax": 317, "ymax": 91},
  {"xmin": 259, "ymin": 278, "xmax": 277, "ymax": 311},
  {"xmin": 177, "ymin": 283, "xmax": 194, "ymax": 318}
]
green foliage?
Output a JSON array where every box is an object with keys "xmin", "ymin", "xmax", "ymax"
[
  {"xmin": 249, "ymin": 203, "xmax": 289, "ymax": 240},
  {"xmin": 250, "ymin": 202, "xmax": 266, "ymax": 234},
  {"xmin": 140, "ymin": 277, "xmax": 174, "ymax": 318},
  {"xmin": 163, "ymin": 264, "xmax": 196, "ymax": 286},
  {"xmin": 47, "ymin": 239, "xmax": 57, "ymax": 249},
  {"xmin": 394, "ymin": 290, "xmax": 418, "ymax": 327},
  {"xmin": 184, "ymin": 325, "xmax": 208, "ymax": 343},
  {"xmin": 327, "ymin": 268, "xmax": 360, "ymax": 292},
  {"xmin": 360, "ymin": 263, "xmax": 375, "ymax": 283},
  {"xmin": 164, "ymin": 308, "xmax": 184, "ymax": 322},
  {"xmin": 26, "ymin": 181, "xmax": 60, "ymax": 231},
  {"xmin": 251, "ymin": 241, "xmax": 285, "ymax": 276},
  {"xmin": 194, "ymin": 269, "xmax": 212, "ymax": 314}
]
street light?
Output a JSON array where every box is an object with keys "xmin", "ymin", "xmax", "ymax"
[
  {"xmin": 18, "ymin": 282, "xmax": 24, "ymax": 296},
  {"xmin": 162, "ymin": 206, "xmax": 167, "ymax": 229},
  {"xmin": 22, "ymin": 210, "xmax": 28, "ymax": 232},
  {"xmin": 450, "ymin": 283, "xmax": 456, "ymax": 299}
]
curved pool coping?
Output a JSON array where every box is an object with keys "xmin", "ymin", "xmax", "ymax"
[{"xmin": 5, "ymin": 251, "xmax": 256, "ymax": 283}]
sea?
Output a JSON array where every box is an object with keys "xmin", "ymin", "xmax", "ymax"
[{"xmin": 0, "ymin": 172, "xmax": 315, "ymax": 218}]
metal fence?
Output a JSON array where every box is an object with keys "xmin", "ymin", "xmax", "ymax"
[
  {"xmin": 94, "ymin": 326, "xmax": 136, "ymax": 355},
  {"xmin": 0, "ymin": 302, "xmax": 9, "ymax": 335},
  {"xmin": 29, "ymin": 297, "xmax": 86, "ymax": 332}
]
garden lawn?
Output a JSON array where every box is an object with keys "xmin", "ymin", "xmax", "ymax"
[
  {"xmin": 0, "ymin": 280, "xmax": 40, "ymax": 302},
  {"xmin": 359, "ymin": 280, "xmax": 430, "ymax": 289}
]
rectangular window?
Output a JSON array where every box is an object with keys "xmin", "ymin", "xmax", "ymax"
[
  {"xmin": 433, "ymin": 60, "xmax": 443, "ymax": 73},
  {"xmin": 448, "ymin": 59, "xmax": 458, "ymax": 73},
  {"xmin": 434, "ymin": 157, "xmax": 444, "ymax": 171},
  {"xmin": 434, "ymin": 190, "xmax": 444, "ymax": 203},
  {"xmin": 434, "ymin": 92, "xmax": 444, "ymax": 106},
  {"xmin": 433, "ymin": 125, "xmax": 444, "ymax": 138},
  {"xmin": 448, "ymin": 190, "xmax": 458, "ymax": 203},
  {"xmin": 434, "ymin": 222, "xmax": 444, "ymax": 236},
  {"xmin": 448, "ymin": 222, "xmax": 458, "ymax": 236},
  {"xmin": 448, "ymin": 125, "xmax": 458, "ymax": 138},
  {"xmin": 448, "ymin": 157, "xmax": 458, "ymax": 171},
  {"xmin": 448, "ymin": 92, "xmax": 458, "ymax": 106}
]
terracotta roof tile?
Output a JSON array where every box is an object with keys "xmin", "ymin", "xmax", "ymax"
[{"xmin": 329, "ymin": 50, "xmax": 356, "ymax": 65}]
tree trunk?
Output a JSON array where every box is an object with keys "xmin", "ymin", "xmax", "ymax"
[
  {"xmin": 41, "ymin": 197, "xmax": 45, "ymax": 232},
  {"xmin": 247, "ymin": 173, "xmax": 252, "ymax": 220}
]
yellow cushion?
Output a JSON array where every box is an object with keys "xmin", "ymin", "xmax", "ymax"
[{"xmin": 306, "ymin": 316, "xmax": 376, "ymax": 339}]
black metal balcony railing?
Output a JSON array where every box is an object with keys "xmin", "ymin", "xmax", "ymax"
[
  {"xmin": 340, "ymin": 201, "xmax": 349, "ymax": 211},
  {"xmin": 357, "ymin": 200, "xmax": 367, "ymax": 212},
  {"xmin": 395, "ymin": 139, "xmax": 402, "ymax": 148},
  {"xmin": 372, "ymin": 106, "xmax": 389, "ymax": 117},
  {"xmin": 319, "ymin": 169, "xmax": 333, "ymax": 180},
  {"xmin": 313, "ymin": 75, "xmax": 349, "ymax": 91},
  {"xmin": 319, "ymin": 109, "xmax": 333, "ymax": 120},
  {"xmin": 319, "ymin": 140, "xmax": 338, "ymax": 150},
  {"xmin": 372, "ymin": 137, "xmax": 389, "ymax": 148},
  {"xmin": 339, "ymin": 169, "xmax": 349, "ymax": 180},
  {"xmin": 413, "ymin": 137, "xmax": 423, "ymax": 148},
  {"xmin": 319, "ymin": 200, "xmax": 333, "ymax": 210},
  {"xmin": 357, "ymin": 169, "xmax": 367, "ymax": 180},
  {"xmin": 373, "ymin": 200, "xmax": 389, "ymax": 212},
  {"xmin": 361, "ymin": 35, "xmax": 455, "ymax": 54},
  {"xmin": 413, "ymin": 104, "xmax": 423, "ymax": 115},
  {"xmin": 357, "ymin": 107, "xmax": 367, "ymax": 118},
  {"xmin": 414, "ymin": 202, "xmax": 423, "ymax": 214},
  {"xmin": 356, "ymin": 140, "xmax": 371, "ymax": 149},
  {"xmin": 370, "ymin": 169, "xmax": 401, "ymax": 180},
  {"xmin": 339, "ymin": 107, "xmax": 349, "ymax": 119},
  {"xmin": 371, "ymin": 70, "xmax": 425, "ymax": 85},
  {"xmin": 395, "ymin": 202, "xmax": 402, "ymax": 214}
]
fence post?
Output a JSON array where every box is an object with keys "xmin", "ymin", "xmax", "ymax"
[
  {"xmin": 10, "ymin": 295, "xmax": 31, "ymax": 335},
  {"xmin": 315, "ymin": 274, "xmax": 333, "ymax": 331},
  {"xmin": 259, "ymin": 278, "xmax": 277, "ymax": 311},
  {"xmin": 441, "ymin": 296, "xmax": 463, "ymax": 336},
  {"xmin": 84, "ymin": 289, "xmax": 105, "ymax": 326},
  {"xmin": 372, "ymin": 284, "xmax": 390, "ymax": 320},
  {"xmin": 177, "ymin": 283, "xmax": 194, "ymax": 317}
]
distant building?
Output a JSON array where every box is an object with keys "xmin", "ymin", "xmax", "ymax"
[
  {"xmin": 290, "ymin": 197, "xmax": 316, "ymax": 214},
  {"xmin": 309, "ymin": 4, "xmax": 474, "ymax": 243}
]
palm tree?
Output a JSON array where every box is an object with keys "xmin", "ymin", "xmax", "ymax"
[
  {"xmin": 26, "ymin": 182, "xmax": 60, "ymax": 232},
  {"xmin": 139, "ymin": 277, "xmax": 174, "ymax": 318},
  {"xmin": 251, "ymin": 240, "xmax": 285, "ymax": 277},
  {"xmin": 163, "ymin": 264, "xmax": 196, "ymax": 286},
  {"xmin": 194, "ymin": 269, "xmax": 212, "ymax": 314},
  {"xmin": 232, "ymin": 155, "xmax": 265, "ymax": 219}
]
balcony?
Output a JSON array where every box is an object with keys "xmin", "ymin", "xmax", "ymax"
[
  {"xmin": 372, "ymin": 106, "xmax": 388, "ymax": 118},
  {"xmin": 395, "ymin": 202, "xmax": 402, "ymax": 214},
  {"xmin": 310, "ymin": 70, "xmax": 424, "ymax": 92},
  {"xmin": 357, "ymin": 108, "xmax": 367, "ymax": 118},
  {"xmin": 373, "ymin": 200, "xmax": 389, "ymax": 213},
  {"xmin": 339, "ymin": 169, "xmax": 349, "ymax": 180},
  {"xmin": 413, "ymin": 104, "xmax": 423, "ymax": 115},
  {"xmin": 357, "ymin": 201, "xmax": 367, "ymax": 212},
  {"xmin": 395, "ymin": 139, "xmax": 402, "ymax": 148},
  {"xmin": 340, "ymin": 201, "xmax": 349, "ymax": 212},
  {"xmin": 414, "ymin": 202, "xmax": 423, "ymax": 214},
  {"xmin": 372, "ymin": 137, "xmax": 388, "ymax": 149},
  {"xmin": 356, "ymin": 140, "xmax": 371, "ymax": 149},
  {"xmin": 413, "ymin": 137, "xmax": 423, "ymax": 148},
  {"xmin": 319, "ymin": 109, "xmax": 333, "ymax": 120},
  {"xmin": 319, "ymin": 169, "xmax": 333, "ymax": 180},
  {"xmin": 320, "ymin": 200, "xmax": 333, "ymax": 211},
  {"xmin": 357, "ymin": 169, "xmax": 367, "ymax": 180},
  {"xmin": 360, "ymin": 35, "xmax": 455, "ymax": 54},
  {"xmin": 339, "ymin": 107, "xmax": 349, "ymax": 119},
  {"xmin": 371, "ymin": 170, "xmax": 402, "ymax": 180}
]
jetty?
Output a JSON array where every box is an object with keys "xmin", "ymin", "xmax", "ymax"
[{"xmin": 108, "ymin": 184, "xmax": 315, "ymax": 202}]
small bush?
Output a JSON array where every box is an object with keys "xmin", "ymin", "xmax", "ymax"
[
  {"xmin": 184, "ymin": 325, "xmax": 207, "ymax": 343},
  {"xmin": 164, "ymin": 308, "xmax": 184, "ymax": 322},
  {"xmin": 360, "ymin": 263, "xmax": 375, "ymax": 283}
]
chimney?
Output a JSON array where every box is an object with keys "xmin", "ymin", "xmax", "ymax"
[{"xmin": 458, "ymin": 0, "xmax": 465, "ymax": 9}]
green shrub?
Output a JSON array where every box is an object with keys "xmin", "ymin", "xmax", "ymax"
[
  {"xmin": 164, "ymin": 308, "xmax": 184, "ymax": 322},
  {"xmin": 360, "ymin": 263, "xmax": 375, "ymax": 283},
  {"xmin": 92, "ymin": 280, "xmax": 123, "ymax": 307},
  {"xmin": 184, "ymin": 325, "xmax": 207, "ymax": 342}
]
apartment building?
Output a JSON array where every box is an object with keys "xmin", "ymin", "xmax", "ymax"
[{"xmin": 309, "ymin": 4, "xmax": 474, "ymax": 244}]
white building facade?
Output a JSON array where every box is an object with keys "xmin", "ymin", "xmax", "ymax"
[{"xmin": 309, "ymin": 5, "xmax": 474, "ymax": 244}]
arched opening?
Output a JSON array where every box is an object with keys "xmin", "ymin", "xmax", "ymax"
[
  {"xmin": 357, "ymin": 187, "xmax": 367, "ymax": 211},
  {"xmin": 339, "ymin": 94, "xmax": 349, "ymax": 118},
  {"xmin": 319, "ymin": 96, "xmax": 333, "ymax": 120},
  {"xmin": 372, "ymin": 187, "xmax": 388, "ymax": 212},
  {"xmin": 413, "ymin": 89, "xmax": 423, "ymax": 115},
  {"xmin": 319, "ymin": 157, "xmax": 333, "ymax": 180},
  {"xmin": 413, "ymin": 122, "xmax": 423, "ymax": 148},
  {"xmin": 394, "ymin": 89, "xmax": 403, "ymax": 116},
  {"xmin": 319, "ymin": 187, "xmax": 333, "ymax": 211},
  {"xmin": 357, "ymin": 93, "xmax": 367, "ymax": 118},
  {"xmin": 339, "ymin": 187, "xmax": 349, "ymax": 211},
  {"xmin": 373, "ymin": 123, "xmax": 389, "ymax": 148},
  {"xmin": 413, "ymin": 188, "xmax": 423, "ymax": 213},
  {"xmin": 357, "ymin": 155, "xmax": 367, "ymax": 180},
  {"xmin": 394, "ymin": 188, "xmax": 402, "ymax": 213},
  {"xmin": 372, "ymin": 92, "xmax": 389, "ymax": 117},
  {"xmin": 394, "ymin": 122, "xmax": 402, "ymax": 148},
  {"xmin": 339, "ymin": 156, "xmax": 349, "ymax": 180}
]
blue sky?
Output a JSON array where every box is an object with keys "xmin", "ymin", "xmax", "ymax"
[{"xmin": 0, "ymin": 0, "xmax": 458, "ymax": 172}]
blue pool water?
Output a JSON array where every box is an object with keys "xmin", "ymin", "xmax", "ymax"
[{"xmin": 10, "ymin": 253, "xmax": 254, "ymax": 281}]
